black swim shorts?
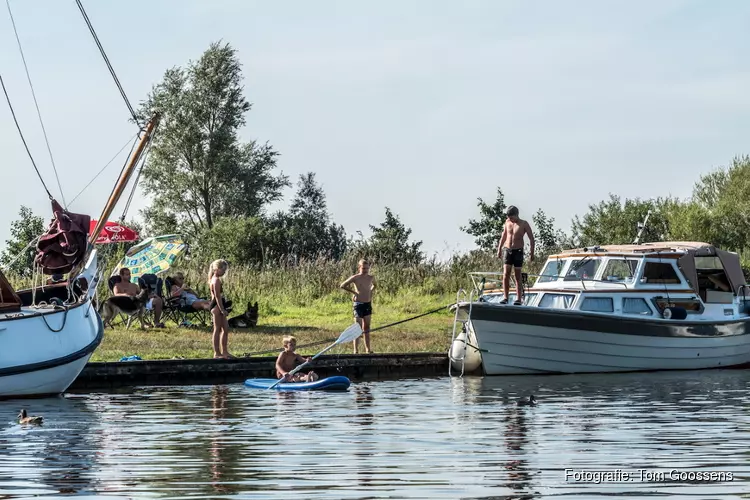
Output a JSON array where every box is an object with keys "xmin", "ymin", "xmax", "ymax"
[
  {"xmin": 353, "ymin": 301, "xmax": 373, "ymax": 318},
  {"xmin": 502, "ymin": 247, "xmax": 524, "ymax": 268}
]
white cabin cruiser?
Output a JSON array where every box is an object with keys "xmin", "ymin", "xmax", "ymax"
[{"xmin": 450, "ymin": 242, "xmax": 750, "ymax": 376}]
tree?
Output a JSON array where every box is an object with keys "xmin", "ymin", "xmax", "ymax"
[
  {"xmin": 532, "ymin": 208, "xmax": 567, "ymax": 256},
  {"xmin": 461, "ymin": 187, "xmax": 507, "ymax": 252},
  {"xmin": 356, "ymin": 207, "xmax": 423, "ymax": 265},
  {"xmin": 137, "ymin": 41, "xmax": 289, "ymax": 237},
  {"xmin": 0, "ymin": 206, "xmax": 45, "ymax": 278},
  {"xmin": 571, "ymin": 195, "xmax": 673, "ymax": 247},
  {"xmin": 687, "ymin": 155, "xmax": 750, "ymax": 252},
  {"xmin": 261, "ymin": 173, "xmax": 348, "ymax": 263}
]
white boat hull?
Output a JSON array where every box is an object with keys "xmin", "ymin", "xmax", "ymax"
[
  {"xmin": 0, "ymin": 301, "xmax": 103, "ymax": 398},
  {"xmin": 464, "ymin": 304, "xmax": 750, "ymax": 375}
]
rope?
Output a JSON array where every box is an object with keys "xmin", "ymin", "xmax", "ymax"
[
  {"xmin": 0, "ymin": 71, "xmax": 53, "ymax": 199},
  {"xmin": 6, "ymin": 0, "xmax": 66, "ymax": 207},
  {"xmin": 68, "ymin": 132, "xmax": 139, "ymax": 206},
  {"xmin": 0, "ymin": 234, "xmax": 41, "ymax": 271},
  {"xmin": 74, "ymin": 0, "xmax": 140, "ymax": 126},
  {"xmin": 240, "ymin": 304, "xmax": 449, "ymax": 358}
]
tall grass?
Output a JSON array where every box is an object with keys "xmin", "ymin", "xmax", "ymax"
[{"xmin": 4, "ymin": 249, "xmax": 546, "ymax": 317}]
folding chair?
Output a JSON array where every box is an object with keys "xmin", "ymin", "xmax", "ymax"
[
  {"xmin": 162, "ymin": 275, "xmax": 211, "ymax": 328},
  {"xmin": 138, "ymin": 273, "xmax": 164, "ymax": 327},
  {"xmin": 105, "ymin": 275, "xmax": 130, "ymax": 327}
]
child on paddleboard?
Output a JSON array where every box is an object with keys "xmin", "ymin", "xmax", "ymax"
[
  {"xmin": 276, "ymin": 336, "xmax": 319, "ymax": 382},
  {"xmin": 340, "ymin": 258, "xmax": 376, "ymax": 354}
]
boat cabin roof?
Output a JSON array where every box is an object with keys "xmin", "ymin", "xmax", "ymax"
[
  {"xmin": 550, "ymin": 241, "xmax": 714, "ymax": 257},
  {"xmin": 544, "ymin": 241, "xmax": 747, "ymax": 296}
]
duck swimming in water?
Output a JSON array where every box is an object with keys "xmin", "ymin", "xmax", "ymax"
[
  {"xmin": 17, "ymin": 409, "xmax": 43, "ymax": 425},
  {"xmin": 516, "ymin": 395, "xmax": 537, "ymax": 406}
]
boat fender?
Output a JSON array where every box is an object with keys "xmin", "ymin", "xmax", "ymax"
[{"xmin": 662, "ymin": 306, "xmax": 687, "ymax": 320}]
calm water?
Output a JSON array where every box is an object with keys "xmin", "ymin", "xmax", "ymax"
[{"xmin": 2, "ymin": 370, "xmax": 750, "ymax": 499}]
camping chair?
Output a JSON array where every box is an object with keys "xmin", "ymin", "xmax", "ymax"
[
  {"xmin": 138, "ymin": 273, "xmax": 164, "ymax": 327},
  {"xmin": 162, "ymin": 275, "xmax": 210, "ymax": 328},
  {"xmin": 105, "ymin": 275, "xmax": 130, "ymax": 327}
]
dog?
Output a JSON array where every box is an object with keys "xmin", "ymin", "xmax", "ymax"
[
  {"xmin": 228, "ymin": 301, "xmax": 259, "ymax": 328},
  {"xmin": 99, "ymin": 288, "xmax": 151, "ymax": 330}
]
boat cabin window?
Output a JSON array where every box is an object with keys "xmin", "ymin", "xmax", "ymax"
[
  {"xmin": 602, "ymin": 259, "xmax": 639, "ymax": 283},
  {"xmin": 694, "ymin": 257, "xmax": 733, "ymax": 303},
  {"xmin": 564, "ymin": 259, "xmax": 601, "ymax": 281},
  {"xmin": 580, "ymin": 297, "xmax": 614, "ymax": 313},
  {"xmin": 622, "ymin": 298, "xmax": 653, "ymax": 316},
  {"xmin": 537, "ymin": 259, "xmax": 565, "ymax": 283},
  {"xmin": 539, "ymin": 293, "xmax": 575, "ymax": 309},
  {"xmin": 641, "ymin": 262, "xmax": 681, "ymax": 285}
]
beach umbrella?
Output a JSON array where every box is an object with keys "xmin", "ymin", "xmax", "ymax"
[
  {"xmin": 112, "ymin": 234, "xmax": 188, "ymax": 281},
  {"xmin": 89, "ymin": 220, "xmax": 140, "ymax": 245}
]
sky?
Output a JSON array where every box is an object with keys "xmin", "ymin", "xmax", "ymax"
[{"xmin": 1, "ymin": 0, "xmax": 749, "ymax": 260}]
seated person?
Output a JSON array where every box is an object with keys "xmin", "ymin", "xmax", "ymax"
[
  {"xmin": 113, "ymin": 267, "xmax": 164, "ymax": 327},
  {"xmin": 169, "ymin": 272, "xmax": 212, "ymax": 311},
  {"xmin": 276, "ymin": 335, "xmax": 319, "ymax": 382}
]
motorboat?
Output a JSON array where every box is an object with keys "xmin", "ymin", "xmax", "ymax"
[{"xmin": 449, "ymin": 241, "xmax": 750, "ymax": 376}]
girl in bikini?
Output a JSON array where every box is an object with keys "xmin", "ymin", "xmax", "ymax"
[{"xmin": 208, "ymin": 259, "xmax": 233, "ymax": 359}]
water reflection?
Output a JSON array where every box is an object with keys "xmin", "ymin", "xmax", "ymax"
[{"xmin": 1, "ymin": 369, "xmax": 749, "ymax": 498}]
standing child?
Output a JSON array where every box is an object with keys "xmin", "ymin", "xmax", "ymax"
[
  {"xmin": 340, "ymin": 259, "xmax": 376, "ymax": 354},
  {"xmin": 276, "ymin": 336, "xmax": 319, "ymax": 382},
  {"xmin": 208, "ymin": 259, "xmax": 233, "ymax": 359}
]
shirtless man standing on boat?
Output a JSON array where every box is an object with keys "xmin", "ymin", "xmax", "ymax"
[{"xmin": 496, "ymin": 205, "xmax": 534, "ymax": 305}]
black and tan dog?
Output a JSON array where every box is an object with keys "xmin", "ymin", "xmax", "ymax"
[
  {"xmin": 228, "ymin": 301, "xmax": 259, "ymax": 328},
  {"xmin": 99, "ymin": 288, "xmax": 151, "ymax": 330}
]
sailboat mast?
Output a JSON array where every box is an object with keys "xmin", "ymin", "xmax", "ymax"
[{"xmin": 89, "ymin": 114, "xmax": 160, "ymax": 244}]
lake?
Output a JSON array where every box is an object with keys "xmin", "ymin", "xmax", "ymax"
[{"xmin": 1, "ymin": 369, "xmax": 749, "ymax": 499}]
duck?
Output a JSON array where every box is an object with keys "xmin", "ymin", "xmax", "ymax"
[
  {"xmin": 17, "ymin": 409, "xmax": 43, "ymax": 425},
  {"xmin": 516, "ymin": 395, "xmax": 537, "ymax": 407}
]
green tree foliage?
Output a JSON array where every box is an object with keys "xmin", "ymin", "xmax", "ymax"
[
  {"xmin": 532, "ymin": 208, "xmax": 568, "ymax": 256},
  {"xmin": 689, "ymin": 155, "xmax": 750, "ymax": 252},
  {"xmin": 137, "ymin": 41, "xmax": 289, "ymax": 236},
  {"xmin": 461, "ymin": 187, "xmax": 507, "ymax": 252},
  {"xmin": 571, "ymin": 195, "xmax": 673, "ymax": 247},
  {"xmin": 0, "ymin": 206, "xmax": 45, "ymax": 278},
  {"xmin": 192, "ymin": 216, "xmax": 267, "ymax": 267},
  {"xmin": 272, "ymin": 172, "xmax": 348, "ymax": 262},
  {"xmin": 355, "ymin": 207, "xmax": 423, "ymax": 265}
]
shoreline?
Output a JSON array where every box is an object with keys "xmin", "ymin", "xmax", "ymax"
[{"xmin": 70, "ymin": 352, "xmax": 453, "ymax": 390}]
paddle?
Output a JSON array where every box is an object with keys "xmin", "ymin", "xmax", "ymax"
[{"xmin": 267, "ymin": 323, "xmax": 363, "ymax": 390}]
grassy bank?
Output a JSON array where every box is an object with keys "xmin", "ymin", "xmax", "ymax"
[
  {"xmin": 9, "ymin": 251, "xmax": 516, "ymax": 361},
  {"xmin": 91, "ymin": 293, "xmax": 455, "ymax": 361}
]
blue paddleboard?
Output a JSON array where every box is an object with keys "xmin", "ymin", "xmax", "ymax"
[{"xmin": 244, "ymin": 375, "xmax": 351, "ymax": 391}]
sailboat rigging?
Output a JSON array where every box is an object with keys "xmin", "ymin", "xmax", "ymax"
[{"xmin": 0, "ymin": 0, "xmax": 160, "ymax": 398}]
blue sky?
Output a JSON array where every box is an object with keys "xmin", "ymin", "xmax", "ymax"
[{"xmin": 1, "ymin": 0, "xmax": 749, "ymax": 259}]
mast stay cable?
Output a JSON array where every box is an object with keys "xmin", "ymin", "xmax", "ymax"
[
  {"xmin": 74, "ymin": 0, "xmax": 140, "ymax": 127},
  {"xmin": 5, "ymin": 0, "xmax": 67, "ymax": 207},
  {"xmin": 0, "ymin": 72, "xmax": 53, "ymax": 200}
]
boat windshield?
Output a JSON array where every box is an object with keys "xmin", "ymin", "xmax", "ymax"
[
  {"xmin": 536, "ymin": 259, "xmax": 566, "ymax": 283},
  {"xmin": 564, "ymin": 259, "xmax": 601, "ymax": 281}
]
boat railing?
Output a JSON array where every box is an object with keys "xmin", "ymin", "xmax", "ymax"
[{"xmin": 467, "ymin": 271, "xmax": 629, "ymax": 294}]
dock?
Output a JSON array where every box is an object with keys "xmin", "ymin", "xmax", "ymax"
[{"xmin": 69, "ymin": 352, "xmax": 451, "ymax": 390}]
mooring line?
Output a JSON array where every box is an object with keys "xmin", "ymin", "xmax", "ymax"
[{"xmin": 240, "ymin": 304, "xmax": 451, "ymax": 358}]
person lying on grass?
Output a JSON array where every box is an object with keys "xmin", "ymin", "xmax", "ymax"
[{"xmin": 275, "ymin": 335, "xmax": 319, "ymax": 382}]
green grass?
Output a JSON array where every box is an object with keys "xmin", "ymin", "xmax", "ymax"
[{"xmin": 90, "ymin": 292, "xmax": 456, "ymax": 361}]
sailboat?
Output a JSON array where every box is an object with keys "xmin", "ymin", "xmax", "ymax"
[
  {"xmin": 0, "ymin": 1, "xmax": 160, "ymax": 397},
  {"xmin": 0, "ymin": 117, "xmax": 158, "ymax": 398}
]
